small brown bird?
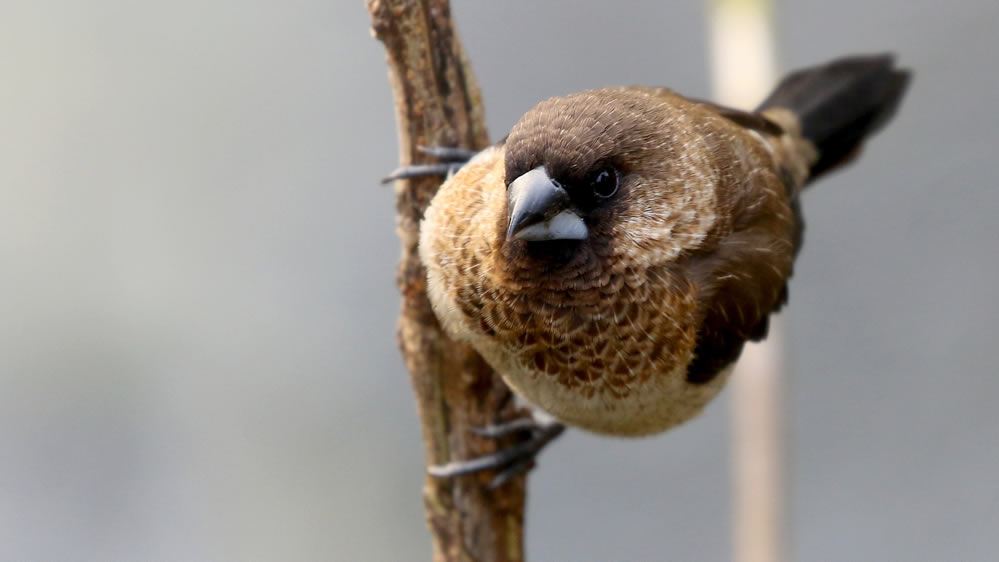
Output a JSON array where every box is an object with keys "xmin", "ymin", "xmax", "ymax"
[{"xmin": 399, "ymin": 54, "xmax": 909, "ymax": 482}]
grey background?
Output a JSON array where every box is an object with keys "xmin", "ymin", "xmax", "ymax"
[{"xmin": 2, "ymin": 0, "xmax": 996, "ymax": 560}]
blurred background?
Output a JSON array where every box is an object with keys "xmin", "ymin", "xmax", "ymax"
[{"xmin": 2, "ymin": 0, "xmax": 997, "ymax": 560}]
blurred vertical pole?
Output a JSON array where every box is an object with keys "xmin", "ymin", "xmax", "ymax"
[{"xmin": 706, "ymin": 2, "xmax": 786, "ymax": 562}]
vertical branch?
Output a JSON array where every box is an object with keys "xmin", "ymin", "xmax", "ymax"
[
  {"xmin": 367, "ymin": 1, "xmax": 526, "ymax": 561},
  {"xmin": 707, "ymin": 1, "xmax": 787, "ymax": 562}
]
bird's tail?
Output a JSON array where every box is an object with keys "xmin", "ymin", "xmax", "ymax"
[{"xmin": 758, "ymin": 54, "xmax": 911, "ymax": 181}]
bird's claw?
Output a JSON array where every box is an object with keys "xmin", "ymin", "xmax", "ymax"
[
  {"xmin": 381, "ymin": 145, "xmax": 477, "ymax": 184},
  {"xmin": 415, "ymin": 146, "xmax": 477, "ymax": 161},
  {"xmin": 427, "ymin": 415, "xmax": 566, "ymax": 489}
]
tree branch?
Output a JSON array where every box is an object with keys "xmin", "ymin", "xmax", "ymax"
[{"xmin": 366, "ymin": 1, "xmax": 527, "ymax": 560}]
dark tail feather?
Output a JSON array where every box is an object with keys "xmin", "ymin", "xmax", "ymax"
[{"xmin": 758, "ymin": 54, "xmax": 911, "ymax": 180}]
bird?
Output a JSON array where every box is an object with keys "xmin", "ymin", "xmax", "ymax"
[{"xmin": 390, "ymin": 54, "xmax": 910, "ymax": 485}]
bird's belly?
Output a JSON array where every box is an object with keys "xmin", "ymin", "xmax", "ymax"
[{"xmin": 466, "ymin": 319, "xmax": 732, "ymax": 437}]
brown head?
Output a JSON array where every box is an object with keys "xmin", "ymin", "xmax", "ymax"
[{"xmin": 497, "ymin": 87, "xmax": 723, "ymax": 292}]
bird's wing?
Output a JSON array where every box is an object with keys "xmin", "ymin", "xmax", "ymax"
[
  {"xmin": 631, "ymin": 87, "xmax": 786, "ymax": 137},
  {"xmin": 682, "ymin": 215, "xmax": 797, "ymax": 383},
  {"xmin": 682, "ymin": 190, "xmax": 799, "ymax": 383},
  {"xmin": 669, "ymin": 95, "xmax": 801, "ymax": 384},
  {"xmin": 683, "ymin": 96, "xmax": 785, "ymax": 137}
]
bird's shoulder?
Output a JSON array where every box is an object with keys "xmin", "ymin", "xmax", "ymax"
[{"xmin": 622, "ymin": 86, "xmax": 786, "ymax": 136}]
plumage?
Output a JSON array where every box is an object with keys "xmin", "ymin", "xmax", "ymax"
[{"xmin": 418, "ymin": 54, "xmax": 910, "ymax": 437}]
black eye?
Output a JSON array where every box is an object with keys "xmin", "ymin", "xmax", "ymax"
[{"xmin": 590, "ymin": 166, "xmax": 619, "ymax": 199}]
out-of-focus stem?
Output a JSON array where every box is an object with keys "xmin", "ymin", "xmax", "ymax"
[{"xmin": 707, "ymin": 1, "xmax": 786, "ymax": 562}]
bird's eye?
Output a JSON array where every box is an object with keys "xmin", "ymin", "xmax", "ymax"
[{"xmin": 590, "ymin": 166, "xmax": 619, "ymax": 199}]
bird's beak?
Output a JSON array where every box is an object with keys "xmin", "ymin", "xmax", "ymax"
[{"xmin": 506, "ymin": 167, "xmax": 588, "ymax": 242}]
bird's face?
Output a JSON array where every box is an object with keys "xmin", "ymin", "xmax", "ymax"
[{"xmin": 499, "ymin": 88, "xmax": 719, "ymax": 283}]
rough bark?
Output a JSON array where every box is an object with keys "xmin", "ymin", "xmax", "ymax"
[{"xmin": 366, "ymin": 1, "xmax": 528, "ymax": 560}]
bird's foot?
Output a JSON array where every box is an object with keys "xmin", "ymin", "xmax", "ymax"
[
  {"xmin": 427, "ymin": 412, "xmax": 566, "ymax": 489},
  {"xmin": 381, "ymin": 146, "xmax": 477, "ymax": 184}
]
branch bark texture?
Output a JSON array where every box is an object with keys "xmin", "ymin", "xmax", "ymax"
[{"xmin": 366, "ymin": 1, "xmax": 527, "ymax": 560}]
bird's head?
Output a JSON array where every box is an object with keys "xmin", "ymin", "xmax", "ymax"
[{"xmin": 499, "ymin": 88, "xmax": 719, "ymax": 281}]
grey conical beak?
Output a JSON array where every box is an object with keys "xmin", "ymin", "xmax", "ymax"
[{"xmin": 506, "ymin": 167, "xmax": 588, "ymax": 242}]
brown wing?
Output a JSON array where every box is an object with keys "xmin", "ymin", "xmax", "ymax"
[
  {"xmin": 633, "ymin": 87, "xmax": 786, "ymax": 136},
  {"xmin": 684, "ymin": 197, "xmax": 802, "ymax": 383},
  {"xmin": 683, "ymin": 96, "xmax": 786, "ymax": 137},
  {"xmin": 674, "ymin": 106, "xmax": 804, "ymax": 384},
  {"xmin": 684, "ymin": 210, "xmax": 803, "ymax": 384}
]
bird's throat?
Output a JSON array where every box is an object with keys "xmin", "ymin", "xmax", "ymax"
[{"xmin": 521, "ymin": 239, "xmax": 583, "ymax": 264}]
